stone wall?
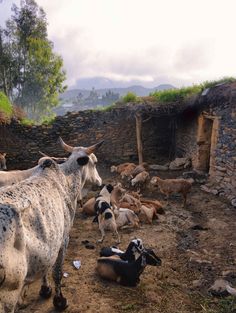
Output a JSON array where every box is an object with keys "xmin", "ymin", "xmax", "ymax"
[
  {"xmin": 0, "ymin": 82, "xmax": 235, "ymax": 206},
  {"xmin": 175, "ymin": 83, "xmax": 236, "ymax": 206},
  {"xmin": 206, "ymin": 97, "xmax": 236, "ymax": 206},
  {"xmin": 0, "ymin": 107, "xmax": 173, "ymax": 170}
]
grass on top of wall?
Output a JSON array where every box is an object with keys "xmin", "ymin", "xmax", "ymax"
[{"xmin": 150, "ymin": 77, "xmax": 236, "ymax": 103}]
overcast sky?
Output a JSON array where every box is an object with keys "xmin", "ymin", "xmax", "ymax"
[{"xmin": 1, "ymin": 0, "xmax": 236, "ymax": 88}]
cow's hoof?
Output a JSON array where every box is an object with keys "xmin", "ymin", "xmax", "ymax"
[
  {"xmin": 53, "ymin": 295, "xmax": 68, "ymax": 311},
  {"xmin": 39, "ymin": 285, "xmax": 52, "ymax": 299}
]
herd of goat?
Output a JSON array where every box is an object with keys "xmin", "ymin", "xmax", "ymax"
[{"xmin": 0, "ymin": 142, "xmax": 192, "ymax": 313}]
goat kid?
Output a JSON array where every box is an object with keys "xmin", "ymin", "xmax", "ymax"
[
  {"xmin": 94, "ymin": 184, "xmax": 120, "ymax": 243},
  {"xmin": 100, "ymin": 238, "xmax": 144, "ymax": 262},
  {"xmin": 96, "ymin": 249, "xmax": 161, "ymax": 286},
  {"xmin": 114, "ymin": 208, "xmax": 139, "ymax": 229}
]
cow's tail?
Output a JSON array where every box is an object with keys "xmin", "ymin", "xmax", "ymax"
[{"xmin": 0, "ymin": 265, "xmax": 6, "ymax": 287}]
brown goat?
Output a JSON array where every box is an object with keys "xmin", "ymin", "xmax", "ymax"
[
  {"xmin": 150, "ymin": 176, "xmax": 192, "ymax": 208},
  {"xmin": 139, "ymin": 204, "xmax": 158, "ymax": 224},
  {"xmin": 111, "ymin": 163, "xmax": 136, "ymax": 178},
  {"xmin": 140, "ymin": 198, "xmax": 164, "ymax": 214},
  {"xmin": 130, "ymin": 162, "xmax": 149, "ymax": 178}
]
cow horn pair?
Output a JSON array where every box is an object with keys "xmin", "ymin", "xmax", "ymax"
[{"xmin": 58, "ymin": 137, "xmax": 104, "ymax": 155}]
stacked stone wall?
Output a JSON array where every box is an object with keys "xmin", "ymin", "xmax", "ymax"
[{"xmin": 0, "ymin": 108, "xmax": 172, "ymax": 170}]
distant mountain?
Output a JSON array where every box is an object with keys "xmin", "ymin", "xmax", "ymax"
[
  {"xmin": 55, "ymin": 82, "xmax": 175, "ymax": 115},
  {"xmin": 59, "ymin": 84, "xmax": 175, "ymax": 101},
  {"xmin": 72, "ymin": 76, "xmax": 175, "ymax": 91}
]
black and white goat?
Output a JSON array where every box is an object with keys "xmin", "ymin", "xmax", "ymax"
[
  {"xmin": 94, "ymin": 184, "xmax": 120, "ymax": 243},
  {"xmin": 100, "ymin": 238, "xmax": 144, "ymax": 262},
  {"xmin": 96, "ymin": 248, "xmax": 162, "ymax": 286}
]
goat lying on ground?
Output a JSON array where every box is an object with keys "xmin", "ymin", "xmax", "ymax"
[
  {"xmin": 94, "ymin": 184, "xmax": 120, "ymax": 243},
  {"xmin": 150, "ymin": 176, "xmax": 192, "ymax": 208},
  {"xmin": 96, "ymin": 249, "xmax": 161, "ymax": 286},
  {"xmin": 130, "ymin": 162, "xmax": 149, "ymax": 178},
  {"xmin": 100, "ymin": 238, "xmax": 144, "ymax": 262},
  {"xmin": 114, "ymin": 208, "xmax": 139, "ymax": 229},
  {"xmin": 0, "ymin": 152, "xmax": 7, "ymax": 170},
  {"xmin": 119, "ymin": 193, "xmax": 142, "ymax": 214},
  {"xmin": 111, "ymin": 163, "xmax": 136, "ymax": 179},
  {"xmin": 82, "ymin": 183, "xmax": 125, "ymax": 215},
  {"xmin": 140, "ymin": 198, "xmax": 164, "ymax": 214},
  {"xmin": 139, "ymin": 204, "xmax": 158, "ymax": 224},
  {"xmin": 131, "ymin": 170, "xmax": 149, "ymax": 188}
]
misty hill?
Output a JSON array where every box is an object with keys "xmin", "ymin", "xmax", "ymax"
[
  {"xmin": 55, "ymin": 83, "xmax": 175, "ymax": 115},
  {"xmin": 59, "ymin": 84, "xmax": 175, "ymax": 101}
]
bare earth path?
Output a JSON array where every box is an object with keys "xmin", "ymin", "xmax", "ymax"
[{"xmin": 19, "ymin": 170, "xmax": 236, "ymax": 313}]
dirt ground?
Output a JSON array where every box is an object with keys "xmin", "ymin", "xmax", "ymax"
[{"xmin": 19, "ymin": 167, "xmax": 236, "ymax": 313}]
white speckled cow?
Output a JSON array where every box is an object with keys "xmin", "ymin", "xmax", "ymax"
[
  {"xmin": 0, "ymin": 139, "xmax": 103, "ymax": 312},
  {"xmin": 0, "ymin": 155, "xmax": 66, "ymax": 189},
  {"xmin": 0, "ymin": 153, "xmax": 7, "ymax": 170}
]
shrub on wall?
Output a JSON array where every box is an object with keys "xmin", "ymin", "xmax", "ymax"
[{"xmin": 123, "ymin": 92, "xmax": 138, "ymax": 103}]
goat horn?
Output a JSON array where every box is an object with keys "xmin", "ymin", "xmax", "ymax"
[
  {"xmin": 85, "ymin": 140, "xmax": 104, "ymax": 155},
  {"xmin": 58, "ymin": 137, "xmax": 74, "ymax": 153}
]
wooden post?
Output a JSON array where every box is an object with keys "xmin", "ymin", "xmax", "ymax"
[{"xmin": 135, "ymin": 113, "xmax": 143, "ymax": 164}]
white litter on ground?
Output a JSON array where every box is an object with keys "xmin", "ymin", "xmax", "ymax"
[{"xmin": 73, "ymin": 260, "xmax": 81, "ymax": 269}]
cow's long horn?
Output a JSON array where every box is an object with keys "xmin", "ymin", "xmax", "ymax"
[
  {"xmin": 85, "ymin": 140, "xmax": 104, "ymax": 155},
  {"xmin": 39, "ymin": 151, "xmax": 67, "ymax": 164},
  {"xmin": 58, "ymin": 137, "xmax": 74, "ymax": 153},
  {"xmin": 39, "ymin": 151, "xmax": 48, "ymax": 157}
]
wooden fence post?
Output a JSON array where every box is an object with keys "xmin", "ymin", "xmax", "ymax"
[{"xmin": 135, "ymin": 113, "xmax": 143, "ymax": 164}]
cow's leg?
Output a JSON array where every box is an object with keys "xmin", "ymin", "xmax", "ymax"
[
  {"xmin": 52, "ymin": 245, "xmax": 68, "ymax": 310},
  {"xmin": 39, "ymin": 275, "xmax": 52, "ymax": 299}
]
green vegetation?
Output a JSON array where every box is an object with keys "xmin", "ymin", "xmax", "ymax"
[
  {"xmin": 123, "ymin": 92, "xmax": 138, "ymax": 103},
  {"xmin": 20, "ymin": 118, "xmax": 35, "ymax": 126},
  {"xmin": 40, "ymin": 113, "xmax": 56, "ymax": 125},
  {"xmin": 91, "ymin": 103, "xmax": 116, "ymax": 112},
  {"xmin": 151, "ymin": 85, "xmax": 202, "ymax": 102},
  {"xmin": 150, "ymin": 77, "xmax": 236, "ymax": 103},
  {"xmin": 20, "ymin": 113, "xmax": 56, "ymax": 126},
  {"xmin": 201, "ymin": 76, "xmax": 236, "ymax": 89},
  {"xmin": 0, "ymin": 92, "xmax": 13, "ymax": 117},
  {"xmin": 0, "ymin": 0, "xmax": 66, "ymax": 120}
]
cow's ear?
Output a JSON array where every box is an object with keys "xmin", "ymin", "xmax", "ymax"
[
  {"xmin": 41, "ymin": 158, "xmax": 54, "ymax": 169},
  {"xmin": 77, "ymin": 156, "xmax": 89, "ymax": 166},
  {"xmin": 3, "ymin": 153, "xmax": 6, "ymax": 157}
]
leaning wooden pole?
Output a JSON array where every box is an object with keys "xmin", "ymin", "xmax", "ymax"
[{"xmin": 135, "ymin": 113, "xmax": 143, "ymax": 164}]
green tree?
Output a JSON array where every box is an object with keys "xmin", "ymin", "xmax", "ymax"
[{"xmin": 0, "ymin": 0, "xmax": 66, "ymax": 120}]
